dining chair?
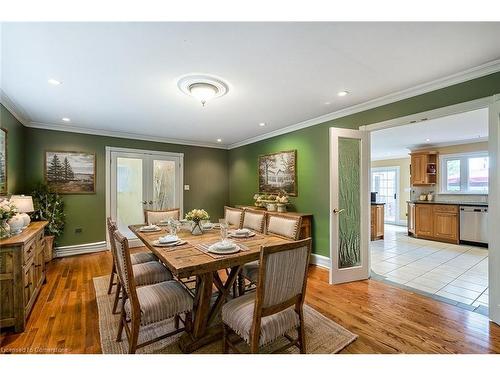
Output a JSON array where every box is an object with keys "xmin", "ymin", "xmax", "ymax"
[
  {"xmin": 224, "ymin": 206, "xmax": 244, "ymax": 227},
  {"xmin": 106, "ymin": 217, "xmax": 159, "ymax": 295},
  {"xmin": 241, "ymin": 209, "xmax": 267, "ymax": 233},
  {"xmin": 222, "ymin": 238, "xmax": 312, "ymax": 354},
  {"xmin": 239, "ymin": 213, "xmax": 303, "ymax": 294},
  {"xmin": 144, "ymin": 208, "xmax": 181, "ymax": 225},
  {"xmin": 113, "ymin": 230, "xmax": 194, "ymax": 354},
  {"xmin": 106, "ymin": 218, "xmax": 173, "ymax": 314}
]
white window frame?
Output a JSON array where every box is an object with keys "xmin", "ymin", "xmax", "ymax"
[{"xmin": 439, "ymin": 151, "xmax": 489, "ymax": 194}]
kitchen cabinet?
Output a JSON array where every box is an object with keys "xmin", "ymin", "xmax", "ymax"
[
  {"xmin": 408, "ymin": 202, "xmax": 415, "ymax": 235},
  {"xmin": 410, "ymin": 151, "xmax": 438, "ymax": 186},
  {"xmin": 371, "ymin": 204, "xmax": 384, "ymax": 241},
  {"xmin": 411, "ymin": 203, "xmax": 459, "ymax": 244}
]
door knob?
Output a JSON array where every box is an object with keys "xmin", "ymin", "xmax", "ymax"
[{"xmin": 333, "ymin": 208, "xmax": 345, "ymax": 214}]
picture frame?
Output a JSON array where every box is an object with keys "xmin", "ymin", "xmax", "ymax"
[
  {"xmin": 0, "ymin": 128, "xmax": 7, "ymax": 195},
  {"xmin": 44, "ymin": 151, "xmax": 96, "ymax": 194},
  {"xmin": 258, "ymin": 149, "xmax": 297, "ymax": 196}
]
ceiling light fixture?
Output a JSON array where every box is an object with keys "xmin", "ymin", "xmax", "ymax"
[
  {"xmin": 259, "ymin": 122, "xmax": 266, "ymax": 127},
  {"xmin": 425, "ymin": 138, "xmax": 431, "ymax": 142},
  {"xmin": 337, "ymin": 90, "xmax": 349, "ymax": 97},
  {"xmin": 62, "ymin": 117, "xmax": 71, "ymax": 122},
  {"xmin": 177, "ymin": 74, "xmax": 229, "ymax": 107},
  {"xmin": 216, "ymin": 138, "xmax": 222, "ymax": 143},
  {"xmin": 48, "ymin": 79, "xmax": 62, "ymax": 85}
]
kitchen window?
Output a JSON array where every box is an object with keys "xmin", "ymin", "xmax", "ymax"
[{"xmin": 440, "ymin": 152, "xmax": 489, "ymax": 194}]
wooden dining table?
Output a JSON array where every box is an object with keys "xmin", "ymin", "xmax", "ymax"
[{"xmin": 129, "ymin": 224, "xmax": 290, "ymax": 353}]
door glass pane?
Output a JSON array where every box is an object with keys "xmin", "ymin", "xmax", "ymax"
[
  {"xmin": 116, "ymin": 157, "xmax": 143, "ymax": 238},
  {"xmin": 468, "ymin": 157, "xmax": 489, "ymax": 193},
  {"xmin": 338, "ymin": 137, "xmax": 361, "ymax": 269},
  {"xmin": 446, "ymin": 159, "xmax": 461, "ymax": 191},
  {"xmin": 153, "ymin": 159, "xmax": 176, "ymax": 210}
]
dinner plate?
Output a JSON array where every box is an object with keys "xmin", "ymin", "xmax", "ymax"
[
  {"xmin": 158, "ymin": 235, "xmax": 179, "ymax": 244},
  {"xmin": 208, "ymin": 243, "xmax": 240, "ymax": 254},
  {"xmin": 139, "ymin": 226, "xmax": 161, "ymax": 232},
  {"xmin": 153, "ymin": 240, "xmax": 187, "ymax": 247},
  {"xmin": 228, "ymin": 231, "xmax": 255, "ymax": 238}
]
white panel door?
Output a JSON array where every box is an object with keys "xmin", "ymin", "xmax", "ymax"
[{"xmin": 489, "ymin": 95, "xmax": 500, "ymax": 325}]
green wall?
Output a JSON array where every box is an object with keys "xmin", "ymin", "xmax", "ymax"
[
  {"xmin": 0, "ymin": 104, "xmax": 26, "ymax": 194},
  {"xmin": 228, "ymin": 72, "xmax": 500, "ymax": 257},
  {"xmin": 23, "ymin": 127, "xmax": 229, "ymax": 247}
]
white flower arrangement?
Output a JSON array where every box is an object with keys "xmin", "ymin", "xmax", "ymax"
[
  {"xmin": 185, "ymin": 209, "xmax": 210, "ymax": 223},
  {"xmin": 0, "ymin": 199, "xmax": 18, "ymax": 221}
]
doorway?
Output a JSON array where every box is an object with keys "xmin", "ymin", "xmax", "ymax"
[
  {"xmin": 106, "ymin": 147, "xmax": 184, "ymax": 239},
  {"xmin": 371, "ymin": 167, "xmax": 399, "ymax": 224}
]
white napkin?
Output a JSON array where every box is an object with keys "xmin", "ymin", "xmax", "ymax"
[{"xmin": 159, "ymin": 235, "xmax": 179, "ymax": 244}]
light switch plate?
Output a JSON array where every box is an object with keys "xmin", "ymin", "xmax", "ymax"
[{"xmin": 184, "ymin": 185, "xmax": 190, "ymax": 191}]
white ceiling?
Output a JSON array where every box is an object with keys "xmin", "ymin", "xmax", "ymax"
[
  {"xmin": 371, "ymin": 108, "xmax": 489, "ymax": 160},
  {"xmin": 1, "ymin": 22, "xmax": 500, "ymax": 148}
]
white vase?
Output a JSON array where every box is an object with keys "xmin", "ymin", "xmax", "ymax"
[
  {"xmin": 8, "ymin": 214, "xmax": 25, "ymax": 235},
  {"xmin": 19, "ymin": 212, "xmax": 31, "ymax": 228}
]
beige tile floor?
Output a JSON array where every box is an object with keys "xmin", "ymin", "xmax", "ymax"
[{"xmin": 370, "ymin": 224, "xmax": 489, "ymax": 312}]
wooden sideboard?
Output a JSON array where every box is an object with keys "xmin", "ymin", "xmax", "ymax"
[
  {"xmin": 234, "ymin": 206, "xmax": 312, "ymax": 240},
  {"xmin": 0, "ymin": 221, "xmax": 48, "ymax": 332}
]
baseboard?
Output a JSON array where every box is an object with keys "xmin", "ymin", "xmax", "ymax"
[
  {"xmin": 310, "ymin": 253, "xmax": 330, "ymax": 269},
  {"xmin": 55, "ymin": 241, "xmax": 108, "ymax": 258}
]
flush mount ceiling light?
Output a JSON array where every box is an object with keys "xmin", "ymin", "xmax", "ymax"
[
  {"xmin": 337, "ymin": 90, "xmax": 349, "ymax": 97},
  {"xmin": 177, "ymin": 74, "xmax": 229, "ymax": 106},
  {"xmin": 259, "ymin": 122, "xmax": 266, "ymax": 127},
  {"xmin": 62, "ymin": 117, "xmax": 71, "ymax": 122},
  {"xmin": 48, "ymin": 78, "xmax": 62, "ymax": 85}
]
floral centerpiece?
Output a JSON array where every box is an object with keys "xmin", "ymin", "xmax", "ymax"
[
  {"xmin": 185, "ymin": 209, "xmax": 210, "ymax": 235},
  {"xmin": 253, "ymin": 191, "xmax": 289, "ymax": 212},
  {"xmin": 0, "ymin": 199, "xmax": 18, "ymax": 239},
  {"xmin": 275, "ymin": 191, "xmax": 289, "ymax": 212}
]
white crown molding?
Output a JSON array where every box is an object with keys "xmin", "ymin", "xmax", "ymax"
[
  {"xmin": 228, "ymin": 59, "xmax": 500, "ymax": 149},
  {"xmin": 0, "ymin": 88, "xmax": 31, "ymax": 125},
  {"xmin": 310, "ymin": 253, "xmax": 330, "ymax": 269},
  {"xmin": 55, "ymin": 241, "xmax": 108, "ymax": 258},
  {"xmin": 27, "ymin": 121, "xmax": 228, "ymax": 150}
]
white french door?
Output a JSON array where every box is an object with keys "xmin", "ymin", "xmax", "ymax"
[
  {"xmin": 107, "ymin": 147, "xmax": 183, "ymax": 239},
  {"xmin": 371, "ymin": 166, "xmax": 399, "ymax": 224},
  {"xmin": 329, "ymin": 128, "xmax": 370, "ymax": 284},
  {"xmin": 489, "ymin": 95, "xmax": 500, "ymax": 325}
]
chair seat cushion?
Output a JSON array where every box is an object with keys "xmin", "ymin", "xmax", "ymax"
[
  {"xmin": 241, "ymin": 260, "xmax": 259, "ymax": 283},
  {"xmin": 130, "ymin": 252, "xmax": 157, "ymax": 265},
  {"xmin": 132, "ymin": 261, "xmax": 173, "ymax": 286},
  {"xmin": 125, "ymin": 280, "xmax": 193, "ymax": 326},
  {"xmin": 222, "ymin": 293, "xmax": 300, "ymax": 347}
]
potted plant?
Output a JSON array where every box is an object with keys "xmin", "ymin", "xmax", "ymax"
[
  {"xmin": 276, "ymin": 191, "xmax": 290, "ymax": 213},
  {"xmin": 31, "ymin": 183, "xmax": 65, "ymax": 262}
]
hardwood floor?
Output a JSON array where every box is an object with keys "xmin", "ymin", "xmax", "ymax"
[{"xmin": 1, "ymin": 249, "xmax": 499, "ymax": 354}]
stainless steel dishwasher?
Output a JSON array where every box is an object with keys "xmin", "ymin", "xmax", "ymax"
[{"xmin": 460, "ymin": 206, "xmax": 488, "ymax": 246}]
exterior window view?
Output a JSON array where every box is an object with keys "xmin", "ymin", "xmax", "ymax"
[{"xmin": 0, "ymin": 6, "xmax": 500, "ymax": 373}]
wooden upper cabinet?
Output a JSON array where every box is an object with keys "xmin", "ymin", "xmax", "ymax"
[{"xmin": 410, "ymin": 151, "xmax": 438, "ymax": 186}]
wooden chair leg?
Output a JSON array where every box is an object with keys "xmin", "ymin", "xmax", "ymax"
[
  {"xmin": 297, "ymin": 307, "xmax": 306, "ymax": 354},
  {"xmin": 237, "ymin": 272, "xmax": 245, "ymax": 296},
  {"xmin": 184, "ymin": 311, "xmax": 192, "ymax": 332},
  {"xmin": 116, "ymin": 308, "xmax": 125, "ymax": 342},
  {"xmin": 112, "ymin": 282, "xmax": 122, "ymax": 314},
  {"xmin": 107, "ymin": 263, "xmax": 116, "ymax": 295},
  {"xmin": 174, "ymin": 314, "xmax": 180, "ymax": 329},
  {"xmin": 128, "ymin": 318, "xmax": 140, "ymax": 354},
  {"xmin": 223, "ymin": 324, "xmax": 229, "ymax": 354}
]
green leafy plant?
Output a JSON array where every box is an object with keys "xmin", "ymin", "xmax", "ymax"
[{"xmin": 31, "ymin": 182, "xmax": 65, "ymax": 239}]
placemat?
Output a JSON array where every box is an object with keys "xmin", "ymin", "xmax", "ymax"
[{"xmin": 194, "ymin": 242, "xmax": 249, "ymax": 259}]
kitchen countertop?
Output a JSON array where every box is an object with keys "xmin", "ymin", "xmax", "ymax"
[
  {"xmin": 407, "ymin": 200, "xmax": 488, "ymax": 207},
  {"xmin": 371, "ymin": 202, "xmax": 386, "ymax": 205}
]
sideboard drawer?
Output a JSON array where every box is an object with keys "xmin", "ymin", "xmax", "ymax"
[{"xmin": 23, "ymin": 238, "xmax": 37, "ymax": 264}]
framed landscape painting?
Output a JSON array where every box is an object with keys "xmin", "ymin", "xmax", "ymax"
[
  {"xmin": 45, "ymin": 151, "xmax": 96, "ymax": 194},
  {"xmin": 0, "ymin": 128, "xmax": 6, "ymax": 194},
  {"xmin": 258, "ymin": 149, "xmax": 297, "ymax": 196}
]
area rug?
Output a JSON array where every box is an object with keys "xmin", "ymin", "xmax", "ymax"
[{"xmin": 93, "ymin": 275, "xmax": 357, "ymax": 354}]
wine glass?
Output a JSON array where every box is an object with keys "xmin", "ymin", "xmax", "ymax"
[{"xmin": 219, "ymin": 218, "xmax": 228, "ymax": 242}]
